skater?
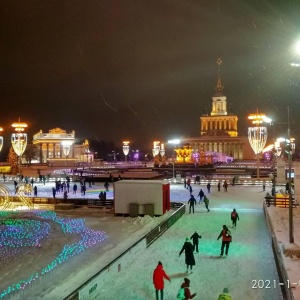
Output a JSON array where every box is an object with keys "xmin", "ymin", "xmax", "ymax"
[
  {"xmin": 52, "ymin": 187, "xmax": 56, "ymax": 198},
  {"xmin": 198, "ymin": 189, "xmax": 204, "ymax": 204},
  {"xmin": 104, "ymin": 182, "xmax": 109, "ymax": 192},
  {"xmin": 217, "ymin": 225, "xmax": 232, "ymax": 257},
  {"xmin": 33, "ymin": 186, "xmax": 37, "ymax": 197},
  {"xmin": 218, "ymin": 287, "xmax": 232, "ymax": 300},
  {"xmin": 178, "ymin": 278, "xmax": 196, "ymax": 300},
  {"xmin": 63, "ymin": 190, "xmax": 68, "ymax": 201},
  {"xmin": 188, "ymin": 195, "xmax": 197, "ymax": 214},
  {"xmin": 188, "ymin": 184, "xmax": 193, "ymax": 195},
  {"xmin": 179, "ymin": 238, "xmax": 195, "ymax": 273},
  {"xmin": 203, "ymin": 195, "xmax": 210, "ymax": 212},
  {"xmin": 73, "ymin": 183, "xmax": 77, "ymax": 194},
  {"xmin": 223, "ymin": 180, "xmax": 228, "ymax": 192},
  {"xmin": 231, "ymin": 209, "xmax": 239, "ymax": 229},
  {"xmin": 263, "ymin": 181, "xmax": 266, "ymax": 191},
  {"xmin": 190, "ymin": 231, "xmax": 202, "ymax": 253},
  {"xmin": 207, "ymin": 182, "xmax": 211, "ymax": 193},
  {"xmin": 153, "ymin": 261, "xmax": 171, "ymax": 300},
  {"xmin": 217, "ymin": 181, "xmax": 221, "ymax": 192},
  {"xmin": 186, "ymin": 178, "xmax": 191, "ymax": 190},
  {"xmin": 184, "ymin": 178, "xmax": 187, "ymax": 189}
]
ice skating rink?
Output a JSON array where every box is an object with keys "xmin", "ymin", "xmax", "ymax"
[
  {"xmin": 101, "ymin": 183, "xmax": 283, "ymax": 300},
  {"xmin": 0, "ymin": 181, "xmax": 283, "ymax": 300}
]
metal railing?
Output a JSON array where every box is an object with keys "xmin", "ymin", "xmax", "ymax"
[{"xmin": 63, "ymin": 202, "xmax": 185, "ymax": 300}]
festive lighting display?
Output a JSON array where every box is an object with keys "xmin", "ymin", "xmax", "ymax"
[
  {"xmin": 0, "ymin": 184, "xmax": 33, "ymax": 210},
  {"xmin": 248, "ymin": 127, "xmax": 268, "ymax": 154},
  {"xmin": 247, "ymin": 113, "xmax": 269, "ymax": 155},
  {"xmin": 0, "ymin": 185, "xmax": 10, "ymax": 210},
  {"xmin": 0, "ymin": 210, "xmax": 107, "ymax": 298}
]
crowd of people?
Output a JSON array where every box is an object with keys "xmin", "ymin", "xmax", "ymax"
[{"xmin": 151, "ymin": 177, "xmax": 239, "ymax": 299}]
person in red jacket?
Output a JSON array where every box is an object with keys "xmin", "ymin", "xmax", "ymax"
[
  {"xmin": 153, "ymin": 261, "xmax": 171, "ymax": 300},
  {"xmin": 180, "ymin": 277, "xmax": 196, "ymax": 300},
  {"xmin": 217, "ymin": 225, "xmax": 232, "ymax": 257}
]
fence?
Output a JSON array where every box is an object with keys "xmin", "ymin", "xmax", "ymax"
[{"xmin": 63, "ymin": 202, "xmax": 185, "ymax": 300}]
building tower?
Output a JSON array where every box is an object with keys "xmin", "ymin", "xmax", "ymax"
[{"xmin": 200, "ymin": 58, "xmax": 238, "ymax": 137}]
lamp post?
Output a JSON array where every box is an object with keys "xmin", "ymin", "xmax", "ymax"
[
  {"xmin": 61, "ymin": 141, "xmax": 73, "ymax": 166},
  {"xmin": 11, "ymin": 120, "xmax": 28, "ymax": 176},
  {"xmin": 287, "ymin": 106, "xmax": 294, "ymax": 243},
  {"xmin": 152, "ymin": 141, "xmax": 160, "ymax": 156},
  {"xmin": 168, "ymin": 139, "xmax": 180, "ymax": 182},
  {"xmin": 0, "ymin": 127, "xmax": 3, "ymax": 153},
  {"xmin": 248, "ymin": 113, "xmax": 270, "ymax": 178},
  {"xmin": 122, "ymin": 141, "xmax": 130, "ymax": 163}
]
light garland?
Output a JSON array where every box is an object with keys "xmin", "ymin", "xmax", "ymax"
[{"xmin": 0, "ymin": 210, "xmax": 107, "ymax": 298}]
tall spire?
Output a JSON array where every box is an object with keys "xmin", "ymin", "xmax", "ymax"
[{"xmin": 215, "ymin": 57, "xmax": 224, "ymax": 96}]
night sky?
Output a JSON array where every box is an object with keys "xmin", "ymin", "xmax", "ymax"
[{"xmin": 1, "ymin": 0, "xmax": 300, "ymax": 153}]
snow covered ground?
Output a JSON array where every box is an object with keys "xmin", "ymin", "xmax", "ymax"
[{"xmin": 0, "ymin": 180, "xmax": 291, "ymax": 299}]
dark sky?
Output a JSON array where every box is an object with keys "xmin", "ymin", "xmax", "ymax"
[{"xmin": 1, "ymin": 0, "xmax": 300, "ymax": 152}]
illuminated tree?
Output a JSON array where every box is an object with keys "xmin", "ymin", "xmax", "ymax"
[{"xmin": 7, "ymin": 147, "xmax": 18, "ymax": 174}]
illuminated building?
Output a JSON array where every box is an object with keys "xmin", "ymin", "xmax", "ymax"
[
  {"xmin": 177, "ymin": 58, "xmax": 253, "ymax": 162},
  {"xmin": 33, "ymin": 128, "xmax": 75, "ymax": 163}
]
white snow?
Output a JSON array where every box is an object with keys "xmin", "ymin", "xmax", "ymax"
[{"xmin": 0, "ymin": 181, "xmax": 297, "ymax": 299}]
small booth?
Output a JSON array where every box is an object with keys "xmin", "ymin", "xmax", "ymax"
[{"xmin": 114, "ymin": 180, "xmax": 170, "ymax": 216}]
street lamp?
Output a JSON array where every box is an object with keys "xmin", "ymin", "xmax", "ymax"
[
  {"xmin": 0, "ymin": 127, "xmax": 3, "ymax": 153},
  {"xmin": 168, "ymin": 139, "xmax": 180, "ymax": 182},
  {"xmin": 248, "ymin": 113, "xmax": 271, "ymax": 178},
  {"xmin": 152, "ymin": 141, "xmax": 160, "ymax": 157},
  {"xmin": 123, "ymin": 141, "xmax": 130, "ymax": 162},
  {"xmin": 61, "ymin": 141, "xmax": 73, "ymax": 165},
  {"xmin": 159, "ymin": 143, "xmax": 165, "ymax": 156},
  {"xmin": 11, "ymin": 120, "xmax": 28, "ymax": 176},
  {"xmin": 287, "ymin": 106, "xmax": 294, "ymax": 243}
]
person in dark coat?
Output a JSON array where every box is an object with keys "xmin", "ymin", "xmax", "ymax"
[
  {"xmin": 223, "ymin": 180, "xmax": 228, "ymax": 192},
  {"xmin": 188, "ymin": 195, "xmax": 197, "ymax": 214},
  {"xmin": 217, "ymin": 225, "xmax": 232, "ymax": 257},
  {"xmin": 33, "ymin": 186, "xmax": 37, "ymax": 197},
  {"xmin": 179, "ymin": 238, "xmax": 195, "ymax": 273},
  {"xmin": 179, "ymin": 277, "xmax": 196, "ymax": 300},
  {"xmin": 207, "ymin": 182, "xmax": 211, "ymax": 193},
  {"xmin": 198, "ymin": 189, "xmax": 204, "ymax": 204},
  {"xmin": 52, "ymin": 187, "xmax": 56, "ymax": 198},
  {"xmin": 104, "ymin": 182, "xmax": 109, "ymax": 192},
  {"xmin": 190, "ymin": 231, "xmax": 202, "ymax": 253},
  {"xmin": 231, "ymin": 208, "xmax": 240, "ymax": 229},
  {"xmin": 73, "ymin": 183, "xmax": 77, "ymax": 195},
  {"xmin": 217, "ymin": 181, "xmax": 221, "ymax": 192},
  {"xmin": 152, "ymin": 261, "xmax": 171, "ymax": 300}
]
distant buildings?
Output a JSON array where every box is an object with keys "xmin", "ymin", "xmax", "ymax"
[
  {"xmin": 176, "ymin": 58, "xmax": 253, "ymax": 162},
  {"xmin": 32, "ymin": 128, "xmax": 93, "ymax": 165}
]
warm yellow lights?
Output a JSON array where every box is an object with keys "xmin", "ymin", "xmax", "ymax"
[
  {"xmin": 12, "ymin": 121, "xmax": 28, "ymax": 132},
  {"xmin": 122, "ymin": 141, "xmax": 130, "ymax": 157},
  {"xmin": 248, "ymin": 113, "xmax": 272, "ymax": 125}
]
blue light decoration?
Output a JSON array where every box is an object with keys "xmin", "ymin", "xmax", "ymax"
[{"xmin": 0, "ymin": 210, "xmax": 107, "ymax": 298}]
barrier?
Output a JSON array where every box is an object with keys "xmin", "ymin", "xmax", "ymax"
[
  {"xmin": 63, "ymin": 202, "xmax": 185, "ymax": 300},
  {"xmin": 263, "ymin": 203, "xmax": 293, "ymax": 300}
]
